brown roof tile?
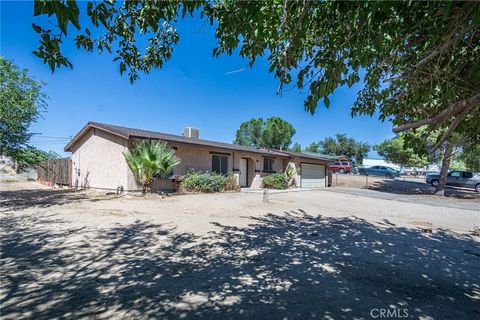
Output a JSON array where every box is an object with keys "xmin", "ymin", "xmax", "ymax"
[{"xmin": 65, "ymin": 122, "xmax": 289, "ymax": 157}]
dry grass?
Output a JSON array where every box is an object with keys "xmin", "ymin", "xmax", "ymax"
[{"xmin": 330, "ymin": 174, "xmax": 383, "ymax": 188}]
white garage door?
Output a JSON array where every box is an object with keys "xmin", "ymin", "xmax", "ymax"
[{"xmin": 301, "ymin": 164, "xmax": 326, "ymax": 188}]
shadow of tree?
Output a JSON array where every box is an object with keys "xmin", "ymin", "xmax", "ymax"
[
  {"xmin": 369, "ymin": 179, "xmax": 480, "ymax": 199},
  {"xmin": 0, "ymin": 188, "xmax": 122, "ymax": 212},
  {"xmin": 1, "ymin": 210, "xmax": 479, "ymax": 319}
]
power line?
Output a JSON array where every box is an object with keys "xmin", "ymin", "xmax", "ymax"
[{"xmin": 31, "ymin": 134, "xmax": 71, "ymax": 139}]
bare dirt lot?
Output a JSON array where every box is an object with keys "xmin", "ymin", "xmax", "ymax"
[
  {"xmin": 331, "ymin": 173, "xmax": 480, "ymax": 199},
  {"xmin": 1, "ymin": 182, "xmax": 479, "ymax": 320}
]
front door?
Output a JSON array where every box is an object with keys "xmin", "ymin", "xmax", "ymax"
[{"xmin": 239, "ymin": 158, "xmax": 248, "ymax": 187}]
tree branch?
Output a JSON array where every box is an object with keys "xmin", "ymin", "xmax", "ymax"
[
  {"xmin": 413, "ymin": 23, "xmax": 476, "ymax": 70},
  {"xmin": 393, "ymin": 93, "xmax": 480, "ymax": 133},
  {"xmin": 431, "ymin": 103, "xmax": 478, "ymax": 151}
]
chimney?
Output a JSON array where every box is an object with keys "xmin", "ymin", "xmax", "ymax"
[{"xmin": 183, "ymin": 127, "xmax": 200, "ymax": 139}]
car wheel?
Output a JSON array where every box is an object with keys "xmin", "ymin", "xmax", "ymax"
[
  {"xmin": 475, "ymin": 184, "xmax": 480, "ymax": 193},
  {"xmin": 431, "ymin": 180, "xmax": 439, "ymax": 187},
  {"xmin": 339, "ymin": 168, "xmax": 345, "ymax": 174},
  {"xmin": 385, "ymin": 173, "xmax": 392, "ymax": 179}
]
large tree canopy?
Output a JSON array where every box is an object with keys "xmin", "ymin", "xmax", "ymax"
[
  {"xmin": 32, "ymin": 0, "xmax": 480, "ymax": 151},
  {"xmin": 376, "ymin": 135, "xmax": 430, "ymax": 168},
  {"xmin": 306, "ymin": 134, "xmax": 370, "ymax": 164},
  {"xmin": 0, "ymin": 56, "xmax": 47, "ymax": 158},
  {"xmin": 234, "ymin": 117, "xmax": 296, "ymax": 150}
]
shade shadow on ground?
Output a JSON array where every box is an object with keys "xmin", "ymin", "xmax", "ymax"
[
  {"xmin": 1, "ymin": 208, "xmax": 479, "ymax": 320},
  {"xmin": 369, "ymin": 178, "xmax": 480, "ymax": 199},
  {"xmin": 0, "ymin": 188, "xmax": 122, "ymax": 212}
]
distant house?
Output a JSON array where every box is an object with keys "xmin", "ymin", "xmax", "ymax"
[{"xmin": 64, "ymin": 122, "xmax": 332, "ymax": 191}]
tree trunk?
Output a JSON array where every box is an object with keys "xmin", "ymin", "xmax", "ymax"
[{"xmin": 435, "ymin": 142, "xmax": 453, "ymax": 196}]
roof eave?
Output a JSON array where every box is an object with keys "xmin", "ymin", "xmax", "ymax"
[{"xmin": 64, "ymin": 122, "xmax": 130, "ymax": 152}]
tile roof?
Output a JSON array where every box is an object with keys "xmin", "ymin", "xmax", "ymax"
[
  {"xmin": 64, "ymin": 122, "xmax": 287, "ymax": 157},
  {"xmin": 65, "ymin": 121, "xmax": 334, "ymax": 162}
]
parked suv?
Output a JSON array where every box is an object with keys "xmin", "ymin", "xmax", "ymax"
[
  {"xmin": 328, "ymin": 161, "xmax": 352, "ymax": 174},
  {"xmin": 358, "ymin": 166, "xmax": 401, "ymax": 179},
  {"xmin": 426, "ymin": 171, "xmax": 480, "ymax": 192}
]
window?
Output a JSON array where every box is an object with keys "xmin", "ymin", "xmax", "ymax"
[
  {"xmin": 341, "ymin": 162, "xmax": 349, "ymax": 166},
  {"xmin": 263, "ymin": 158, "xmax": 275, "ymax": 172},
  {"xmin": 449, "ymin": 171, "xmax": 461, "ymax": 177},
  {"xmin": 462, "ymin": 172, "xmax": 473, "ymax": 179},
  {"xmin": 212, "ymin": 154, "xmax": 228, "ymax": 175}
]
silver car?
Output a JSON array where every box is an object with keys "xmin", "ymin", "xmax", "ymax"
[{"xmin": 426, "ymin": 171, "xmax": 480, "ymax": 192}]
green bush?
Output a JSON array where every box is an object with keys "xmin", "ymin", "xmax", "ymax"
[
  {"xmin": 222, "ymin": 173, "xmax": 241, "ymax": 191},
  {"xmin": 262, "ymin": 173, "xmax": 288, "ymax": 189},
  {"xmin": 180, "ymin": 171, "xmax": 240, "ymax": 193}
]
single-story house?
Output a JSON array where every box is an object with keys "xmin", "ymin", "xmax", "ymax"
[{"xmin": 64, "ymin": 122, "xmax": 332, "ymax": 191}]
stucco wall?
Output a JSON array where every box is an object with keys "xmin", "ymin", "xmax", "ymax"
[
  {"xmin": 69, "ymin": 130, "xmax": 329, "ymax": 191},
  {"xmin": 71, "ymin": 128, "xmax": 130, "ymax": 190},
  {"xmin": 165, "ymin": 143, "xmax": 289, "ymax": 189}
]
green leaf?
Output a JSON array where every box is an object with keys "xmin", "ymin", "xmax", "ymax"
[
  {"xmin": 32, "ymin": 23, "xmax": 42, "ymax": 33},
  {"xmin": 324, "ymin": 96, "xmax": 330, "ymax": 108}
]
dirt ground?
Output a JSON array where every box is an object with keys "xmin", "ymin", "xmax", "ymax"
[
  {"xmin": 331, "ymin": 173, "xmax": 480, "ymax": 199},
  {"xmin": 1, "ymin": 182, "xmax": 479, "ymax": 320}
]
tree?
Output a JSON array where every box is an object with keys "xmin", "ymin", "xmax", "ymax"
[
  {"xmin": 123, "ymin": 140, "xmax": 180, "ymax": 194},
  {"xmin": 13, "ymin": 147, "xmax": 60, "ymax": 173},
  {"xmin": 290, "ymin": 143, "xmax": 302, "ymax": 153},
  {"xmin": 304, "ymin": 143, "xmax": 321, "ymax": 154},
  {"xmin": 30, "ymin": 1, "xmax": 480, "ymax": 195},
  {"xmin": 234, "ymin": 117, "xmax": 296, "ymax": 150},
  {"xmin": 376, "ymin": 136, "xmax": 430, "ymax": 168},
  {"xmin": 317, "ymin": 134, "xmax": 370, "ymax": 164},
  {"xmin": 0, "ymin": 56, "xmax": 47, "ymax": 160},
  {"xmin": 260, "ymin": 117, "xmax": 296, "ymax": 150},
  {"xmin": 460, "ymin": 144, "xmax": 480, "ymax": 172},
  {"xmin": 233, "ymin": 117, "xmax": 263, "ymax": 148}
]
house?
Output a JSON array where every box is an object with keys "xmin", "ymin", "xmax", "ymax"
[{"xmin": 64, "ymin": 122, "xmax": 331, "ymax": 191}]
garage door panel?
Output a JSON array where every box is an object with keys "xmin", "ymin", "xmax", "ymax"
[{"xmin": 301, "ymin": 164, "xmax": 326, "ymax": 188}]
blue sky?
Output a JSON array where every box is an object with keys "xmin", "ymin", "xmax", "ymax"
[{"xmin": 1, "ymin": 1, "xmax": 392, "ymax": 157}]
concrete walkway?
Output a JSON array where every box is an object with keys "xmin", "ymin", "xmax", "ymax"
[{"xmin": 241, "ymin": 187, "xmax": 323, "ymax": 194}]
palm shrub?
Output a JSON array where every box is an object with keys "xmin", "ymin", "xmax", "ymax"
[
  {"xmin": 123, "ymin": 140, "xmax": 180, "ymax": 193},
  {"xmin": 285, "ymin": 163, "xmax": 297, "ymax": 187}
]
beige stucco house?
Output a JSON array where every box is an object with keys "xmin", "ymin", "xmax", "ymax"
[{"xmin": 64, "ymin": 122, "xmax": 332, "ymax": 191}]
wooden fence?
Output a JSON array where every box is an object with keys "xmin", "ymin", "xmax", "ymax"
[{"xmin": 37, "ymin": 158, "xmax": 72, "ymax": 186}]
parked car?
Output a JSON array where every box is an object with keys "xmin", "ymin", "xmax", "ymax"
[
  {"xmin": 358, "ymin": 166, "xmax": 401, "ymax": 179},
  {"xmin": 328, "ymin": 161, "xmax": 352, "ymax": 174},
  {"xmin": 426, "ymin": 171, "xmax": 480, "ymax": 192}
]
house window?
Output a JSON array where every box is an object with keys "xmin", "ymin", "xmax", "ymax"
[
  {"xmin": 212, "ymin": 154, "xmax": 228, "ymax": 175},
  {"xmin": 263, "ymin": 158, "xmax": 275, "ymax": 172}
]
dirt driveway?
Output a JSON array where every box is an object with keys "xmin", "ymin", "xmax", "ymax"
[{"xmin": 1, "ymin": 182, "xmax": 479, "ymax": 319}]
